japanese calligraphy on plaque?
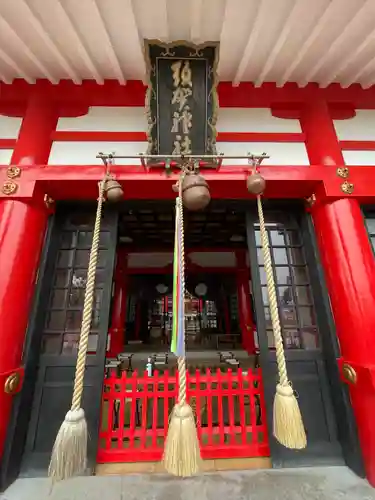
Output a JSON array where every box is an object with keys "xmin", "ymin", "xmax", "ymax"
[{"xmin": 144, "ymin": 41, "xmax": 219, "ymax": 160}]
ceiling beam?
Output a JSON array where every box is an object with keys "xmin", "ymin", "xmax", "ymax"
[
  {"xmin": 92, "ymin": 0, "xmax": 126, "ymax": 85},
  {"xmin": 320, "ymin": 26, "xmax": 375, "ymax": 88},
  {"xmin": 361, "ymin": 73, "xmax": 375, "ymax": 89},
  {"xmin": 255, "ymin": 0, "xmax": 302, "ymax": 87},
  {"xmin": 0, "ymin": 47, "xmax": 35, "ymax": 84},
  {"xmin": 121, "ymin": 0, "xmax": 147, "ymax": 82},
  {"xmin": 277, "ymin": 0, "xmax": 338, "ymax": 87},
  {"xmin": 55, "ymin": 0, "xmax": 104, "ymax": 84},
  {"xmin": 347, "ymin": 57, "xmax": 375, "ymax": 89},
  {"xmin": 190, "ymin": 0, "xmax": 202, "ymax": 43},
  {"xmin": 0, "ymin": 67, "xmax": 12, "ymax": 85},
  {"xmin": 233, "ymin": 0, "xmax": 268, "ymax": 86},
  {"xmin": 299, "ymin": 0, "xmax": 372, "ymax": 87},
  {"xmin": 0, "ymin": 13, "xmax": 57, "ymax": 83},
  {"xmin": 21, "ymin": 0, "xmax": 81, "ymax": 84},
  {"xmin": 158, "ymin": 0, "xmax": 169, "ymax": 41}
]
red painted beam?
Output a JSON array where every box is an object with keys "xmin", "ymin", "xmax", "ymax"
[
  {"xmin": 2, "ymin": 80, "xmax": 375, "ymax": 109},
  {"xmin": 340, "ymin": 141, "xmax": 375, "ymax": 151},
  {"xmin": 1, "ymin": 164, "xmax": 374, "ymax": 199},
  {"xmin": 0, "ymin": 139, "xmax": 16, "ymax": 149},
  {"xmin": 51, "ymin": 131, "xmax": 306, "ymax": 143},
  {"xmin": 22, "ymin": 164, "xmax": 321, "ymax": 183}
]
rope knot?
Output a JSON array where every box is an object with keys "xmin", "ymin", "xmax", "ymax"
[
  {"xmin": 276, "ymin": 383, "xmax": 294, "ymax": 398},
  {"xmin": 65, "ymin": 408, "xmax": 85, "ymax": 423}
]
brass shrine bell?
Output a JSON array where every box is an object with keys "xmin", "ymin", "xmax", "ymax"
[
  {"xmin": 246, "ymin": 172, "xmax": 266, "ymax": 195},
  {"xmin": 105, "ymin": 178, "xmax": 124, "ymax": 203},
  {"xmin": 181, "ymin": 173, "xmax": 211, "ymax": 211}
]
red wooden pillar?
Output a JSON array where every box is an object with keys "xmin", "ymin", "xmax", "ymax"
[
  {"xmin": 299, "ymin": 99, "xmax": 344, "ymax": 165},
  {"xmin": 108, "ymin": 249, "xmax": 128, "ymax": 357},
  {"xmin": 236, "ymin": 251, "xmax": 256, "ymax": 354},
  {"xmin": 0, "ymin": 90, "xmax": 58, "ymax": 458},
  {"xmin": 301, "ymin": 100, "xmax": 375, "ymax": 486}
]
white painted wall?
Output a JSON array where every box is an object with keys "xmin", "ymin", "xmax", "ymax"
[
  {"xmin": 49, "ymin": 141, "xmax": 148, "ymax": 165},
  {"xmin": 334, "ymin": 110, "xmax": 375, "ymax": 141},
  {"xmin": 0, "ymin": 150, "xmax": 13, "ymax": 164},
  {"xmin": 342, "ymin": 151, "xmax": 375, "ymax": 166},
  {"xmin": 333, "ymin": 110, "xmax": 375, "ymax": 166},
  {"xmin": 50, "ymin": 106, "xmax": 308, "ymax": 165},
  {"xmin": 217, "ymin": 142, "xmax": 309, "ymax": 165},
  {"xmin": 217, "ymin": 108, "xmax": 302, "ymax": 133},
  {"xmin": 0, "ymin": 115, "xmax": 22, "ymax": 139},
  {"xmin": 56, "ymin": 107, "xmax": 147, "ymax": 132},
  {"xmin": 49, "ymin": 140, "xmax": 309, "ymax": 166},
  {"xmin": 0, "ymin": 115, "xmax": 22, "ymax": 164}
]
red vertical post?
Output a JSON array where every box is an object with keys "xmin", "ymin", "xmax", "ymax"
[
  {"xmin": 301, "ymin": 99, "xmax": 375, "ymax": 486},
  {"xmin": 299, "ymin": 99, "xmax": 344, "ymax": 166},
  {"xmin": 0, "ymin": 90, "xmax": 58, "ymax": 458},
  {"xmin": 236, "ymin": 251, "xmax": 256, "ymax": 354},
  {"xmin": 108, "ymin": 249, "xmax": 128, "ymax": 357},
  {"xmin": 11, "ymin": 90, "xmax": 58, "ymax": 165}
]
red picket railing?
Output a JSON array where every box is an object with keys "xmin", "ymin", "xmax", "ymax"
[{"xmin": 97, "ymin": 368, "xmax": 270, "ymax": 463}]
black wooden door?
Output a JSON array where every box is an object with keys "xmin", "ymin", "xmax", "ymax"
[
  {"xmin": 246, "ymin": 205, "xmax": 362, "ymax": 472},
  {"xmin": 18, "ymin": 204, "xmax": 118, "ymax": 477}
]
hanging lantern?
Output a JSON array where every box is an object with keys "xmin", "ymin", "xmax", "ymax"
[
  {"xmin": 181, "ymin": 173, "xmax": 210, "ymax": 211},
  {"xmin": 105, "ymin": 178, "xmax": 124, "ymax": 203},
  {"xmin": 246, "ymin": 172, "xmax": 266, "ymax": 195}
]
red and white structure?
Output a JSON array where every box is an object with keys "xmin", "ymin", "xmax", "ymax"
[{"xmin": 1, "ymin": 0, "xmax": 375, "ymax": 491}]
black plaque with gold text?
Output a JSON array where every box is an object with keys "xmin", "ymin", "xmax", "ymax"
[{"xmin": 145, "ymin": 42, "xmax": 219, "ymax": 158}]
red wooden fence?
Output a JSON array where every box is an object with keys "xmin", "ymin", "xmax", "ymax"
[{"xmin": 97, "ymin": 368, "xmax": 270, "ymax": 463}]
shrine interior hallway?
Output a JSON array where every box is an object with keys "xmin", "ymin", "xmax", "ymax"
[{"xmin": 3, "ymin": 467, "xmax": 375, "ymax": 500}]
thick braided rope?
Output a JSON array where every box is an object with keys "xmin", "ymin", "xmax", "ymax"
[
  {"xmin": 257, "ymin": 195, "xmax": 288, "ymax": 387},
  {"xmin": 177, "ymin": 175, "xmax": 187, "ymax": 406},
  {"xmin": 71, "ymin": 180, "xmax": 106, "ymax": 411}
]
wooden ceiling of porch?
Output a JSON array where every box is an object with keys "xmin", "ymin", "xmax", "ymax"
[{"xmin": 118, "ymin": 201, "xmax": 247, "ymax": 249}]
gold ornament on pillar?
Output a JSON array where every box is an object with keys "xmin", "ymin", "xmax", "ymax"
[
  {"xmin": 336, "ymin": 167, "xmax": 349, "ymax": 179},
  {"xmin": 341, "ymin": 181, "xmax": 354, "ymax": 194},
  {"xmin": 342, "ymin": 363, "xmax": 357, "ymax": 385},
  {"xmin": 6, "ymin": 166, "xmax": 21, "ymax": 179},
  {"xmin": 2, "ymin": 180, "xmax": 18, "ymax": 195}
]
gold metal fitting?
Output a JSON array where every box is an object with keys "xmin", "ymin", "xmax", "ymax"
[
  {"xmin": 336, "ymin": 167, "xmax": 349, "ymax": 179},
  {"xmin": 342, "ymin": 363, "xmax": 357, "ymax": 385},
  {"xmin": 44, "ymin": 194, "xmax": 55, "ymax": 209},
  {"xmin": 306, "ymin": 193, "xmax": 316, "ymax": 207},
  {"xmin": 6, "ymin": 166, "xmax": 21, "ymax": 179},
  {"xmin": 4, "ymin": 372, "xmax": 21, "ymax": 395},
  {"xmin": 341, "ymin": 181, "xmax": 354, "ymax": 194},
  {"xmin": 2, "ymin": 180, "xmax": 18, "ymax": 195}
]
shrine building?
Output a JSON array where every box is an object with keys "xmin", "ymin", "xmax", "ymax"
[{"xmin": 0, "ymin": 0, "xmax": 375, "ymax": 491}]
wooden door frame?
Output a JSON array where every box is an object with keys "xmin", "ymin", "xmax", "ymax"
[
  {"xmin": 245, "ymin": 202, "xmax": 364, "ymax": 475},
  {"xmin": 1, "ymin": 203, "xmax": 119, "ymax": 485},
  {"xmin": 0, "ymin": 213, "xmax": 59, "ymax": 490}
]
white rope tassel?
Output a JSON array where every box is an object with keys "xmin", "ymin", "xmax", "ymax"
[
  {"xmin": 163, "ymin": 175, "xmax": 201, "ymax": 477},
  {"xmin": 49, "ymin": 179, "xmax": 106, "ymax": 481},
  {"xmin": 257, "ymin": 195, "xmax": 307, "ymax": 450}
]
